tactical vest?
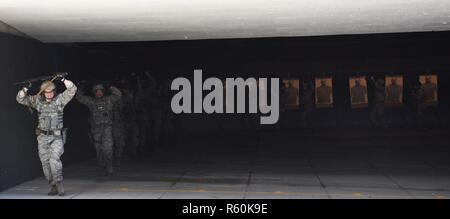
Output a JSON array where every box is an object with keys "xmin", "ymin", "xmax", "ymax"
[
  {"xmin": 113, "ymin": 99, "xmax": 126, "ymax": 124},
  {"xmin": 88, "ymin": 98, "xmax": 114, "ymax": 126},
  {"xmin": 35, "ymin": 96, "xmax": 64, "ymax": 131},
  {"xmin": 121, "ymin": 96, "xmax": 137, "ymax": 121}
]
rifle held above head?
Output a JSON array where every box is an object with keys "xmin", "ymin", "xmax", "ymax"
[{"xmin": 13, "ymin": 72, "xmax": 68, "ymax": 86}]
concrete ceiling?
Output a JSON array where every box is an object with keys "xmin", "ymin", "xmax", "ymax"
[{"xmin": 0, "ymin": 0, "xmax": 450, "ymax": 43}]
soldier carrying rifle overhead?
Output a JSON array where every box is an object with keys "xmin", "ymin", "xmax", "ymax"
[{"xmin": 15, "ymin": 72, "xmax": 77, "ymax": 196}]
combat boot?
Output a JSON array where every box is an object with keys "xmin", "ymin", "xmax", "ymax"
[
  {"xmin": 48, "ymin": 185, "xmax": 58, "ymax": 196},
  {"xmin": 56, "ymin": 182, "xmax": 65, "ymax": 196},
  {"xmin": 105, "ymin": 165, "xmax": 114, "ymax": 176}
]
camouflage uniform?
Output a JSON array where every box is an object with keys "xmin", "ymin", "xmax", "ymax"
[
  {"xmin": 120, "ymin": 88, "xmax": 139, "ymax": 158},
  {"xmin": 76, "ymin": 85, "xmax": 121, "ymax": 174},
  {"xmin": 135, "ymin": 87, "xmax": 151, "ymax": 155},
  {"xmin": 369, "ymin": 78, "xmax": 386, "ymax": 130},
  {"xmin": 16, "ymin": 78, "xmax": 77, "ymax": 195},
  {"xmin": 135, "ymin": 77, "xmax": 159, "ymax": 154},
  {"xmin": 301, "ymin": 82, "xmax": 314, "ymax": 128},
  {"xmin": 410, "ymin": 83, "xmax": 426, "ymax": 129},
  {"xmin": 112, "ymin": 94, "xmax": 126, "ymax": 166}
]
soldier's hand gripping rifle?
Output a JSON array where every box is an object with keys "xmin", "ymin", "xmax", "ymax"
[
  {"xmin": 36, "ymin": 72, "xmax": 68, "ymax": 96},
  {"xmin": 13, "ymin": 72, "xmax": 68, "ymax": 87},
  {"xmin": 13, "ymin": 72, "xmax": 69, "ymax": 113}
]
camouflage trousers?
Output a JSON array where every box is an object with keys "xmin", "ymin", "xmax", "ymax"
[
  {"xmin": 113, "ymin": 122, "xmax": 126, "ymax": 161},
  {"xmin": 136, "ymin": 110, "xmax": 164, "ymax": 153},
  {"xmin": 125, "ymin": 120, "xmax": 139, "ymax": 157},
  {"xmin": 37, "ymin": 134, "xmax": 64, "ymax": 185},
  {"xmin": 91, "ymin": 125, "xmax": 114, "ymax": 170},
  {"xmin": 369, "ymin": 104, "xmax": 386, "ymax": 129}
]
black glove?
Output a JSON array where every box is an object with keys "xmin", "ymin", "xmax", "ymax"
[
  {"xmin": 55, "ymin": 72, "xmax": 68, "ymax": 80},
  {"xmin": 24, "ymin": 82, "xmax": 32, "ymax": 90}
]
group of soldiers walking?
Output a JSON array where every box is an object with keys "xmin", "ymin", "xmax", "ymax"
[
  {"xmin": 16, "ymin": 72, "xmax": 174, "ymax": 196},
  {"xmin": 15, "ymin": 71, "xmax": 437, "ymax": 196}
]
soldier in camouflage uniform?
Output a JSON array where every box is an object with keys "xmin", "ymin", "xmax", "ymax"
[
  {"xmin": 112, "ymin": 93, "xmax": 126, "ymax": 167},
  {"xmin": 76, "ymin": 83, "xmax": 122, "ymax": 175},
  {"xmin": 409, "ymin": 80, "xmax": 426, "ymax": 130},
  {"xmin": 369, "ymin": 77, "xmax": 387, "ymax": 130},
  {"xmin": 16, "ymin": 74, "xmax": 77, "ymax": 196},
  {"xmin": 121, "ymin": 88, "xmax": 139, "ymax": 156},
  {"xmin": 135, "ymin": 73, "xmax": 157, "ymax": 155},
  {"xmin": 301, "ymin": 81, "xmax": 315, "ymax": 128}
]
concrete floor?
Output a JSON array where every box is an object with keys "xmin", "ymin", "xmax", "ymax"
[{"xmin": 1, "ymin": 128, "xmax": 450, "ymax": 199}]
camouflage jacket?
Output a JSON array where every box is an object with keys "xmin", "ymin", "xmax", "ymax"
[
  {"xmin": 16, "ymin": 79, "xmax": 77, "ymax": 131},
  {"xmin": 121, "ymin": 89, "xmax": 137, "ymax": 122},
  {"xmin": 76, "ymin": 86, "xmax": 122, "ymax": 126}
]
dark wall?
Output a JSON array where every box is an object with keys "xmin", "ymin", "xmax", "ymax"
[{"xmin": 0, "ymin": 33, "xmax": 120, "ymax": 191}]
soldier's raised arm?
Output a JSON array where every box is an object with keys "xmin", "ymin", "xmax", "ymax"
[
  {"xmin": 108, "ymin": 86, "xmax": 122, "ymax": 103},
  {"xmin": 59, "ymin": 76, "xmax": 78, "ymax": 106},
  {"xmin": 76, "ymin": 84, "xmax": 95, "ymax": 106},
  {"xmin": 135, "ymin": 75, "xmax": 144, "ymax": 104},
  {"xmin": 16, "ymin": 84, "xmax": 37, "ymax": 109}
]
